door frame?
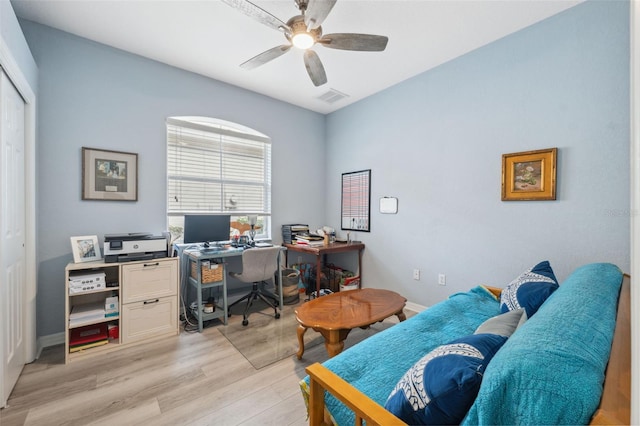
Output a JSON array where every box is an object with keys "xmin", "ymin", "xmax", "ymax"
[
  {"xmin": 631, "ymin": 3, "xmax": 639, "ymax": 424},
  {"xmin": 0, "ymin": 29, "xmax": 37, "ymax": 402}
]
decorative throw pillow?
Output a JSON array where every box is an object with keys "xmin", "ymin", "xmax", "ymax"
[
  {"xmin": 500, "ymin": 260, "xmax": 558, "ymax": 318},
  {"xmin": 384, "ymin": 333, "xmax": 508, "ymax": 425},
  {"xmin": 475, "ymin": 308, "xmax": 527, "ymax": 337}
]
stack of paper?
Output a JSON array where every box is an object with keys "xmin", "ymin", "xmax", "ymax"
[
  {"xmin": 295, "ymin": 233, "xmax": 324, "ymax": 246},
  {"xmin": 69, "ymin": 301, "xmax": 105, "ymax": 326}
]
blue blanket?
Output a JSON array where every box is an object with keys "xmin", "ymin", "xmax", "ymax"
[
  {"xmin": 302, "ymin": 285, "xmax": 501, "ymax": 425},
  {"xmin": 462, "ymin": 262, "xmax": 623, "ymax": 425}
]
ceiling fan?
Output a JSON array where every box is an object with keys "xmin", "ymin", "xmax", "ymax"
[{"xmin": 222, "ymin": 0, "xmax": 389, "ymax": 87}]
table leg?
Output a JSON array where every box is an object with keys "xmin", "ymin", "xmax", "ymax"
[
  {"xmin": 296, "ymin": 324, "xmax": 308, "ymax": 360},
  {"xmin": 196, "ymin": 261, "xmax": 203, "ymax": 332},
  {"xmin": 315, "ymin": 256, "xmax": 322, "ymax": 297},
  {"xmin": 322, "ymin": 329, "xmax": 352, "ymax": 358},
  {"xmin": 358, "ymin": 248, "xmax": 363, "ymax": 289},
  {"xmin": 396, "ymin": 309, "xmax": 407, "ymax": 322},
  {"xmin": 277, "ymin": 250, "xmax": 283, "ymax": 309}
]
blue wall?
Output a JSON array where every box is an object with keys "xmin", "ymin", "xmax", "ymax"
[
  {"xmin": 1, "ymin": 0, "xmax": 37, "ymax": 89},
  {"xmin": 19, "ymin": 0, "xmax": 630, "ymax": 338},
  {"xmin": 324, "ymin": 0, "xmax": 630, "ymax": 307},
  {"xmin": 19, "ymin": 20, "xmax": 327, "ymax": 337}
]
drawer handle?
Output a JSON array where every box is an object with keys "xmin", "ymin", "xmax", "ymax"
[
  {"xmin": 143, "ymin": 262, "xmax": 160, "ymax": 267},
  {"xmin": 143, "ymin": 299, "xmax": 160, "ymax": 305}
]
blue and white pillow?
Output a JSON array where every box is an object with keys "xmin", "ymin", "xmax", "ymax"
[
  {"xmin": 500, "ymin": 260, "xmax": 558, "ymax": 318},
  {"xmin": 384, "ymin": 333, "xmax": 507, "ymax": 425}
]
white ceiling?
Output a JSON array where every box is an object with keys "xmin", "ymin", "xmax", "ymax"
[{"xmin": 11, "ymin": 0, "xmax": 583, "ymax": 114}]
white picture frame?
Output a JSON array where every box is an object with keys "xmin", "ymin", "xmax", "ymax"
[{"xmin": 70, "ymin": 235, "xmax": 102, "ymax": 263}]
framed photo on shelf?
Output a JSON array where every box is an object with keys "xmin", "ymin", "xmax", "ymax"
[
  {"xmin": 502, "ymin": 148, "xmax": 557, "ymax": 201},
  {"xmin": 341, "ymin": 169, "xmax": 371, "ymax": 232},
  {"xmin": 82, "ymin": 147, "xmax": 138, "ymax": 201},
  {"xmin": 70, "ymin": 235, "xmax": 102, "ymax": 263}
]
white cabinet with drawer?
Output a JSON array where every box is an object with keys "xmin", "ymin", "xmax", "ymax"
[
  {"xmin": 121, "ymin": 295, "xmax": 177, "ymax": 344},
  {"xmin": 64, "ymin": 257, "xmax": 179, "ymax": 363},
  {"xmin": 121, "ymin": 259, "xmax": 179, "ymax": 344}
]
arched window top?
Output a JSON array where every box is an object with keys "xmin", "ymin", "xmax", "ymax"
[{"xmin": 166, "ymin": 116, "xmax": 269, "ymax": 142}]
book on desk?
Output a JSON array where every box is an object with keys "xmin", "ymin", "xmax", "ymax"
[{"xmin": 294, "ymin": 233, "xmax": 324, "ymax": 246}]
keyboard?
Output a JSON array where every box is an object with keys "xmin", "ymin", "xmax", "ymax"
[{"xmin": 201, "ymin": 246, "xmax": 239, "ymax": 254}]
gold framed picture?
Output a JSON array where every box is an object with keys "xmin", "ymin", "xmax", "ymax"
[
  {"xmin": 502, "ymin": 148, "xmax": 557, "ymax": 201},
  {"xmin": 82, "ymin": 147, "xmax": 138, "ymax": 201}
]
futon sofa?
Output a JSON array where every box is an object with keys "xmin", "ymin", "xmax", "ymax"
[{"xmin": 300, "ymin": 262, "xmax": 629, "ymax": 425}]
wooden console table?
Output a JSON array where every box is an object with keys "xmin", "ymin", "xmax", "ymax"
[{"xmin": 283, "ymin": 242, "xmax": 365, "ymax": 296}]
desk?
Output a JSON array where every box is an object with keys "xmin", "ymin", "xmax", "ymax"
[
  {"xmin": 177, "ymin": 245, "xmax": 285, "ymax": 332},
  {"xmin": 283, "ymin": 242, "xmax": 365, "ymax": 296}
]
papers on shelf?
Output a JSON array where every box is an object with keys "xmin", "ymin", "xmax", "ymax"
[
  {"xmin": 69, "ymin": 339, "xmax": 108, "ymax": 353},
  {"xmin": 69, "ymin": 301, "xmax": 105, "ymax": 326}
]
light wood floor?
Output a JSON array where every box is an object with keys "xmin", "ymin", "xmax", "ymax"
[{"xmin": 0, "ymin": 303, "xmax": 408, "ymax": 426}]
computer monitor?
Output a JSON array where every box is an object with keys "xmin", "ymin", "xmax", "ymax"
[{"xmin": 183, "ymin": 214, "xmax": 231, "ymax": 247}]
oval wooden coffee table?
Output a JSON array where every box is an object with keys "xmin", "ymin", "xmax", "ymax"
[{"xmin": 295, "ymin": 288, "xmax": 407, "ymax": 359}]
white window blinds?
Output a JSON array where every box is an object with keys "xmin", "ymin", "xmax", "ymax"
[{"xmin": 167, "ymin": 117, "xmax": 271, "ymax": 216}]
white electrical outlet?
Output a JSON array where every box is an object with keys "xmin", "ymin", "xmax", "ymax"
[
  {"xmin": 438, "ymin": 274, "xmax": 446, "ymax": 286},
  {"xmin": 413, "ymin": 269, "xmax": 420, "ymax": 280}
]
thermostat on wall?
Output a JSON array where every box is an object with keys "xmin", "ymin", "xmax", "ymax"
[{"xmin": 379, "ymin": 197, "xmax": 398, "ymax": 214}]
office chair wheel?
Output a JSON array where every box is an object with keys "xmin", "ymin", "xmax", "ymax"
[
  {"xmin": 275, "ymin": 313, "xmax": 281, "ymax": 319},
  {"xmin": 242, "ymin": 319, "xmax": 249, "ymax": 326}
]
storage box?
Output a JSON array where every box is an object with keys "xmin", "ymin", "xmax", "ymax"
[
  {"xmin": 69, "ymin": 272, "xmax": 106, "ymax": 286},
  {"xmin": 191, "ymin": 260, "xmax": 223, "ymax": 283},
  {"xmin": 340, "ymin": 275, "xmax": 360, "ymax": 292},
  {"xmin": 68, "ymin": 272, "xmax": 106, "ymax": 294},
  {"xmin": 69, "ymin": 323, "xmax": 108, "ymax": 347},
  {"xmin": 108, "ymin": 324, "xmax": 119, "ymax": 340},
  {"xmin": 105, "ymin": 296, "xmax": 119, "ymax": 317}
]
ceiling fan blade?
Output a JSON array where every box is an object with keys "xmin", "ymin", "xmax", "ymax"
[
  {"xmin": 240, "ymin": 45, "xmax": 292, "ymax": 70},
  {"xmin": 303, "ymin": 50, "xmax": 327, "ymax": 87},
  {"xmin": 222, "ymin": 0, "xmax": 291, "ymax": 33},
  {"xmin": 318, "ymin": 33, "xmax": 389, "ymax": 51},
  {"xmin": 304, "ymin": 0, "xmax": 337, "ymax": 30}
]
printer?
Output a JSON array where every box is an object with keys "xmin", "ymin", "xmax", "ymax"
[{"xmin": 104, "ymin": 233, "xmax": 168, "ymax": 263}]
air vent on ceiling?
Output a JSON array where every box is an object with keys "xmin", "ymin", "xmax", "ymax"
[{"xmin": 317, "ymin": 89, "xmax": 349, "ymax": 104}]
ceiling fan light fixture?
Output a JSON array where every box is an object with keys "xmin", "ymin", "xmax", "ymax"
[{"xmin": 292, "ymin": 32, "xmax": 314, "ymax": 49}]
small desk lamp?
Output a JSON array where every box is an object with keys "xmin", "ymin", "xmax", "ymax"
[{"xmin": 248, "ymin": 215, "xmax": 258, "ymax": 244}]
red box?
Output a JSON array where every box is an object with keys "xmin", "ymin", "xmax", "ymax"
[
  {"xmin": 108, "ymin": 324, "xmax": 119, "ymax": 340},
  {"xmin": 69, "ymin": 323, "xmax": 108, "ymax": 346}
]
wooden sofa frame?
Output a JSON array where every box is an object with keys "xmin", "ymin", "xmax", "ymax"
[{"xmin": 305, "ymin": 276, "xmax": 631, "ymax": 425}]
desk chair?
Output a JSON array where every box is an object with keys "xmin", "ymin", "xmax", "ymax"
[{"xmin": 227, "ymin": 246, "xmax": 281, "ymax": 326}]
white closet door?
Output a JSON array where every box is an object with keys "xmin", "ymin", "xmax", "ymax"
[{"xmin": 0, "ymin": 68, "xmax": 26, "ymax": 407}]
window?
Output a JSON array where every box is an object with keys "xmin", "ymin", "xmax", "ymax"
[{"xmin": 167, "ymin": 116, "xmax": 271, "ymax": 242}]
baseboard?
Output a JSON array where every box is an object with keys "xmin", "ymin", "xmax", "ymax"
[
  {"xmin": 406, "ymin": 301, "xmax": 426, "ymax": 313},
  {"xmin": 35, "ymin": 302, "xmax": 424, "ymax": 358},
  {"xmin": 36, "ymin": 332, "xmax": 64, "ymax": 359}
]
